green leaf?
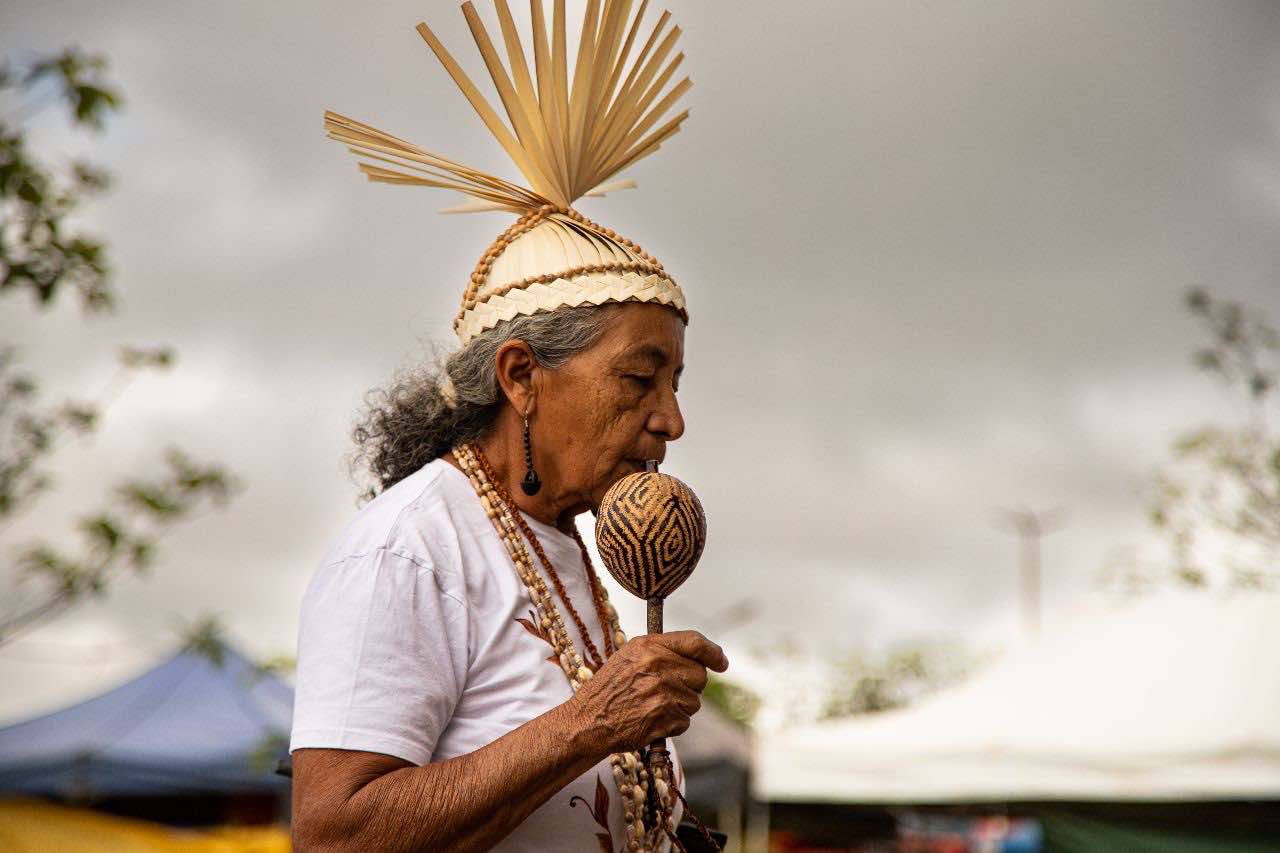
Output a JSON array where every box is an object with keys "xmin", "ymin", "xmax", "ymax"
[
  {"xmin": 8, "ymin": 376, "xmax": 37, "ymax": 397},
  {"xmin": 119, "ymin": 345, "xmax": 175, "ymax": 369},
  {"xmin": 18, "ymin": 546, "xmax": 83, "ymax": 596},
  {"xmin": 71, "ymin": 161, "xmax": 110, "ymax": 192},
  {"xmin": 1173, "ymin": 429, "xmax": 1216, "ymax": 457},
  {"xmin": 1249, "ymin": 372, "xmax": 1273, "ymax": 400},
  {"xmin": 59, "ymin": 402, "xmax": 99, "ymax": 433},
  {"xmin": 117, "ymin": 482, "xmax": 184, "ymax": 517},
  {"xmin": 22, "ymin": 48, "xmax": 123, "ymax": 131},
  {"xmin": 180, "ymin": 615, "xmax": 227, "ymax": 667},
  {"xmin": 1192, "ymin": 349, "xmax": 1221, "ymax": 372},
  {"xmin": 80, "ymin": 514, "xmax": 124, "ymax": 552},
  {"xmin": 1185, "ymin": 287, "xmax": 1210, "ymax": 313},
  {"xmin": 1175, "ymin": 566, "xmax": 1206, "ymax": 587},
  {"xmin": 128, "ymin": 539, "xmax": 154, "ymax": 570}
]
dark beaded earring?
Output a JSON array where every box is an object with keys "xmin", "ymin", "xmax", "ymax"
[{"xmin": 521, "ymin": 412, "xmax": 542, "ymax": 496}]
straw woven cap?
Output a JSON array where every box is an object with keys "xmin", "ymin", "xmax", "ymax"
[{"xmin": 325, "ymin": 0, "xmax": 694, "ymax": 344}]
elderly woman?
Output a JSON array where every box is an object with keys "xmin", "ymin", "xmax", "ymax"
[{"xmin": 289, "ymin": 4, "xmax": 725, "ymax": 851}]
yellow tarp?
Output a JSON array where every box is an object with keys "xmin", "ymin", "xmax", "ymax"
[{"xmin": 0, "ymin": 799, "xmax": 290, "ymax": 853}]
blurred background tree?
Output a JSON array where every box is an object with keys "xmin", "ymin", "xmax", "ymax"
[
  {"xmin": 819, "ymin": 641, "xmax": 976, "ymax": 720},
  {"xmin": 1153, "ymin": 288, "xmax": 1279, "ymax": 589},
  {"xmin": 702, "ymin": 673, "xmax": 762, "ymax": 728},
  {"xmin": 1100, "ymin": 287, "xmax": 1278, "ymax": 595},
  {"xmin": 0, "ymin": 47, "xmax": 237, "ymax": 646}
]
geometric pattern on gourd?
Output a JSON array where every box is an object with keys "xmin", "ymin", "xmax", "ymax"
[{"xmin": 595, "ymin": 471, "xmax": 706, "ymax": 601}]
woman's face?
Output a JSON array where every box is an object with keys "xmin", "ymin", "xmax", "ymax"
[{"xmin": 535, "ymin": 303, "xmax": 686, "ymax": 512}]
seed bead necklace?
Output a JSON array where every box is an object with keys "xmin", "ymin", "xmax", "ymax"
[
  {"xmin": 452, "ymin": 442, "xmax": 681, "ymax": 852},
  {"xmin": 469, "ymin": 445, "xmax": 616, "ymax": 669}
]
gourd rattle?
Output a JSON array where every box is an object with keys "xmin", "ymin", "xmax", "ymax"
[{"xmin": 594, "ymin": 461, "xmax": 707, "ymax": 818}]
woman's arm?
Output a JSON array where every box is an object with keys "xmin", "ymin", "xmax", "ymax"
[
  {"xmin": 292, "ymin": 700, "xmax": 599, "ymax": 852},
  {"xmin": 291, "ymin": 631, "xmax": 728, "ymax": 852}
]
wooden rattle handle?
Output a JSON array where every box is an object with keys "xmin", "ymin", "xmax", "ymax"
[
  {"xmin": 646, "ymin": 596, "xmax": 667, "ymax": 754},
  {"xmin": 644, "ymin": 595, "xmax": 672, "ymax": 835},
  {"xmin": 647, "ymin": 596, "xmax": 664, "ymax": 635}
]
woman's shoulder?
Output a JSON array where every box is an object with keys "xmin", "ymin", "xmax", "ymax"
[{"xmin": 315, "ymin": 458, "xmax": 480, "ymax": 576}]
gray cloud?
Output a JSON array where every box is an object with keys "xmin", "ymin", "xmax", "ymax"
[{"xmin": 2, "ymin": 0, "xmax": 1278, "ymax": 717}]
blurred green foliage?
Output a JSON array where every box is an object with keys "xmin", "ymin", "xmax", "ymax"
[
  {"xmin": 1, "ymin": 47, "xmax": 119, "ymax": 310},
  {"xmin": 179, "ymin": 612, "xmax": 230, "ymax": 668},
  {"xmin": 174, "ymin": 613, "xmax": 292, "ymax": 775},
  {"xmin": 1147, "ymin": 288, "xmax": 1279, "ymax": 590},
  {"xmin": 0, "ymin": 48, "xmax": 237, "ymax": 646},
  {"xmin": 819, "ymin": 642, "xmax": 975, "ymax": 720},
  {"xmin": 702, "ymin": 673, "xmax": 761, "ymax": 728}
]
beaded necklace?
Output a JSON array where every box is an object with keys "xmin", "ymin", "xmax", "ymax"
[
  {"xmin": 470, "ymin": 446, "xmax": 616, "ymax": 670},
  {"xmin": 452, "ymin": 443, "xmax": 680, "ymax": 852}
]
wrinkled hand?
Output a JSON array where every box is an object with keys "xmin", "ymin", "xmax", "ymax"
[{"xmin": 568, "ymin": 630, "xmax": 729, "ymax": 753}]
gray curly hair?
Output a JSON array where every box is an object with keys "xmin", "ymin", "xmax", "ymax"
[{"xmin": 351, "ymin": 304, "xmax": 621, "ymax": 499}]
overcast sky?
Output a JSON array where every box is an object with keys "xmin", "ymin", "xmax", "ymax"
[{"xmin": 3, "ymin": 0, "xmax": 1279, "ymax": 722}]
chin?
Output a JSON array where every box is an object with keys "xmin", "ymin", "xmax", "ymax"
[{"xmin": 592, "ymin": 463, "xmax": 641, "ymax": 506}]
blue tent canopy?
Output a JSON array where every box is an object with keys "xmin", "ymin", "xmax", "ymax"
[{"xmin": 0, "ymin": 644, "xmax": 293, "ymax": 797}]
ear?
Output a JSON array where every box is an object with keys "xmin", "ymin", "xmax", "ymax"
[{"xmin": 493, "ymin": 339, "xmax": 538, "ymax": 416}]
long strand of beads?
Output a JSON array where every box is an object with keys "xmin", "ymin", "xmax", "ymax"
[
  {"xmin": 453, "ymin": 444, "xmax": 674, "ymax": 851},
  {"xmin": 456, "ymin": 444, "xmax": 649, "ymax": 848},
  {"xmin": 568, "ymin": 526, "xmax": 619, "ymax": 658},
  {"xmin": 463, "ymin": 440, "xmax": 660, "ymax": 840},
  {"xmin": 471, "ymin": 444, "xmax": 614, "ymax": 669},
  {"xmin": 456, "ymin": 446, "xmax": 585, "ymax": 681}
]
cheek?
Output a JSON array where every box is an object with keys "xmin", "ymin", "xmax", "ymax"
[
  {"xmin": 579, "ymin": 384, "xmax": 646, "ymax": 460},
  {"xmin": 550, "ymin": 381, "xmax": 622, "ymax": 466}
]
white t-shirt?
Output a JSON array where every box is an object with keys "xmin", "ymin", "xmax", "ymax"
[{"xmin": 290, "ymin": 458, "xmax": 682, "ymax": 851}]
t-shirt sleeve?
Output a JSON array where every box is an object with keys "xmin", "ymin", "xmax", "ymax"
[{"xmin": 289, "ymin": 547, "xmax": 468, "ymax": 766}]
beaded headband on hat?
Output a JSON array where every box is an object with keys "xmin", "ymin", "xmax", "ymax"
[{"xmin": 326, "ymin": 0, "xmax": 693, "ymax": 345}]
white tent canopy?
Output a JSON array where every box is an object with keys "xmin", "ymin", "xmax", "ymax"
[{"xmin": 756, "ymin": 592, "xmax": 1280, "ymax": 804}]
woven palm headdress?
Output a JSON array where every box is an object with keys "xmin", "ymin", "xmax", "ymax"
[{"xmin": 326, "ymin": 0, "xmax": 692, "ymax": 345}]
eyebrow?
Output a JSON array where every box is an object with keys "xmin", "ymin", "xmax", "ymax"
[
  {"xmin": 618, "ymin": 345, "xmax": 684, "ymax": 376},
  {"xmin": 620, "ymin": 344, "xmax": 671, "ymax": 366}
]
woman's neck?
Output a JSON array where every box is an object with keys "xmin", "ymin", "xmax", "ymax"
[{"xmin": 470, "ymin": 429, "xmax": 581, "ymax": 533}]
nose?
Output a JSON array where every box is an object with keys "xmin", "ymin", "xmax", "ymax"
[{"xmin": 647, "ymin": 385, "xmax": 685, "ymax": 442}]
